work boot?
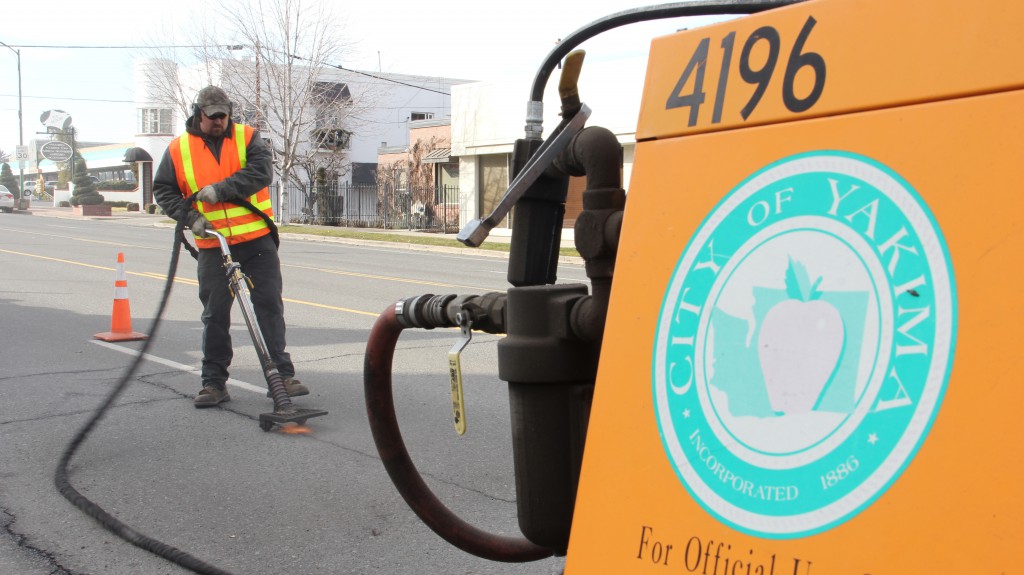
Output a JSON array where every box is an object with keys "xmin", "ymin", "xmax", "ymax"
[
  {"xmin": 267, "ymin": 377, "xmax": 309, "ymax": 398},
  {"xmin": 194, "ymin": 385, "xmax": 231, "ymax": 408}
]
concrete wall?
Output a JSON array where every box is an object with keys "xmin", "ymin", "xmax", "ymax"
[
  {"xmin": 335, "ymin": 71, "xmax": 468, "ymax": 169},
  {"xmin": 133, "ymin": 58, "xmax": 178, "ymax": 173},
  {"xmin": 50, "ymin": 185, "xmax": 143, "ymax": 208},
  {"xmin": 408, "ymin": 121, "xmax": 451, "ymax": 149}
]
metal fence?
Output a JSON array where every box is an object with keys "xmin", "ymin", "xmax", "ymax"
[{"xmin": 271, "ymin": 182, "xmax": 461, "ymax": 232}]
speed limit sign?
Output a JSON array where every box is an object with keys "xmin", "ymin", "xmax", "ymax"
[{"xmin": 15, "ymin": 145, "xmax": 28, "ymax": 162}]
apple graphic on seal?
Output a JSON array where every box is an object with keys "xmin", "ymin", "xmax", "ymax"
[{"xmin": 758, "ymin": 258, "xmax": 845, "ymax": 415}]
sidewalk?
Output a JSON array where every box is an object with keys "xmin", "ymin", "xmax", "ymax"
[{"xmin": 27, "ymin": 203, "xmax": 164, "ymax": 222}]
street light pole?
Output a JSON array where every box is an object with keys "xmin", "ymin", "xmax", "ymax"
[{"xmin": 0, "ymin": 40, "xmax": 24, "ymax": 204}]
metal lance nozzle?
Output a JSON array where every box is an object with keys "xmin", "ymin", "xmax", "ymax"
[{"xmin": 204, "ymin": 231, "xmax": 327, "ymax": 432}]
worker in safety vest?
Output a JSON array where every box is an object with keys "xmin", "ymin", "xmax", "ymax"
[{"xmin": 154, "ymin": 85, "xmax": 309, "ymax": 407}]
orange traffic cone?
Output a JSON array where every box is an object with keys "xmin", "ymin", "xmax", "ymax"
[{"xmin": 94, "ymin": 252, "xmax": 148, "ymax": 342}]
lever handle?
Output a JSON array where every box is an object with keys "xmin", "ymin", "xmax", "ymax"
[{"xmin": 456, "ymin": 104, "xmax": 591, "ymax": 247}]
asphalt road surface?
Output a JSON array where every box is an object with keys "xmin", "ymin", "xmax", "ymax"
[{"xmin": 0, "ymin": 209, "xmax": 589, "ymax": 574}]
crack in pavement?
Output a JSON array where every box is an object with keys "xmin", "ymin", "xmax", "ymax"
[
  {"xmin": 1, "ymin": 506, "xmax": 83, "ymax": 575},
  {"xmin": 3, "ymin": 364, "xmax": 516, "ymax": 575},
  {"xmin": 0, "ymin": 367, "xmax": 126, "ymax": 383},
  {"xmin": 133, "ymin": 372, "xmax": 519, "ymax": 505},
  {"xmin": 0, "ymin": 397, "xmax": 180, "ymax": 427}
]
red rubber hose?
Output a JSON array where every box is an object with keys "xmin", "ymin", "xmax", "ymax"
[{"xmin": 363, "ymin": 304, "xmax": 553, "ymax": 563}]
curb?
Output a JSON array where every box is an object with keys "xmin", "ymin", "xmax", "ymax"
[
  {"xmin": 26, "ymin": 206, "xmax": 585, "ymax": 265},
  {"xmin": 139, "ymin": 216, "xmax": 585, "ymax": 266}
]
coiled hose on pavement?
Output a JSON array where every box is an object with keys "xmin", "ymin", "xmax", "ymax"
[{"xmin": 53, "ymin": 220, "xmax": 236, "ymax": 575}]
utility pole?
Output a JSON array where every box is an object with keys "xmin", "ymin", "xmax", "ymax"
[
  {"xmin": 227, "ymin": 43, "xmax": 261, "ymax": 128},
  {"xmin": 254, "ymin": 40, "xmax": 261, "ymax": 127},
  {"xmin": 1, "ymin": 40, "xmax": 24, "ymax": 206}
]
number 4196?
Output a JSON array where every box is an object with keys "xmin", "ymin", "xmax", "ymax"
[{"xmin": 665, "ymin": 15, "xmax": 826, "ymax": 126}]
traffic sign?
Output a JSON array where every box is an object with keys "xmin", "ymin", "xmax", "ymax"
[
  {"xmin": 40, "ymin": 141, "xmax": 73, "ymax": 163},
  {"xmin": 15, "ymin": 145, "xmax": 28, "ymax": 161}
]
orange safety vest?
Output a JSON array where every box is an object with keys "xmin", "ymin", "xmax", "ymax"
[{"xmin": 168, "ymin": 123, "xmax": 274, "ymax": 249}]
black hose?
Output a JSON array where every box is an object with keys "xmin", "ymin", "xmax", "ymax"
[
  {"xmin": 53, "ymin": 219, "xmax": 236, "ymax": 575},
  {"xmin": 530, "ymin": 0, "xmax": 804, "ymax": 102}
]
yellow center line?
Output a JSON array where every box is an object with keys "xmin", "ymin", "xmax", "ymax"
[
  {"xmin": 0, "ymin": 226, "xmax": 165, "ymax": 250},
  {"xmin": 2, "ymin": 228, "xmax": 495, "ymax": 291},
  {"xmin": 0, "ymin": 248, "xmax": 388, "ymax": 316},
  {"xmin": 283, "ymin": 297, "xmax": 381, "ymax": 317},
  {"xmin": 0, "ymin": 247, "xmax": 114, "ymax": 271},
  {"xmin": 0, "ymin": 248, "xmax": 199, "ymax": 286},
  {"xmin": 282, "ymin": 263, "xmax": 493, "ymax": 292}
]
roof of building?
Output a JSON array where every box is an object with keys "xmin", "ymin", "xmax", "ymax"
[{"xmin": 422, "ymin": 148, "xmax": 452, "ymax": 164}]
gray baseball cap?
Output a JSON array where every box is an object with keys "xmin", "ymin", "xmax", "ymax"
[{"xmin": 196, "ymin": 85, "xmax": 231, "ymax": 117}]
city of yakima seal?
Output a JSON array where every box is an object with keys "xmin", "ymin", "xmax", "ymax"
[{"xmin": 653, "ymin": 151, "xmax": 957, "ymax": 538}]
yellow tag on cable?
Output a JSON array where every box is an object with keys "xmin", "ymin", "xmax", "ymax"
[{"xmin": 447, "ymin": 312, "xmax": 471, "ymax": 435}]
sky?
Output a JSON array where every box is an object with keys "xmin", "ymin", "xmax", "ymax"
[{"xmin": 0, "ymin": 0, "xmax": 733, "ymax": 152}]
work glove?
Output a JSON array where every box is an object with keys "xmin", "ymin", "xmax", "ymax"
[
  {"xmin": 190, "ymin": 214, "xmax": 214, "ymax": 239},
  {"xmin": 196, "ymin": 184, "xmax": 220, "ymax": 204}
]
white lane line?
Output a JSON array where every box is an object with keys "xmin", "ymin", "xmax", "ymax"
[{"xmin": 91, "ymin": 340, "xmax": 266, "ymax": 394}]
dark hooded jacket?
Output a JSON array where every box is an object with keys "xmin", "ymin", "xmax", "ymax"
[{"xmin": 153, "ymin": 114, "xmax": 274, "ymax": 228}]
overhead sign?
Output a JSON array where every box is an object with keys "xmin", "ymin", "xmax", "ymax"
[
  {"xmin": 39, "ymin": 109, "xmax": 72, "ymax": 133},
  {"xmin": 40, "ymin": 141, "xmax": 73, "ymax": 163}
]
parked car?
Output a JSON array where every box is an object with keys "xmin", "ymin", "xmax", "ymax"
[
  {"xmin": 23, "ymin": 180, "xmax": 55, "ymax": 198},
  {"xmin": 0, "ymin": 185, "xmax": 14, "ymax": 212}
]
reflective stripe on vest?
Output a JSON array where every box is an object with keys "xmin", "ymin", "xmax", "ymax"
[
  {"xmin": 179, "ymin": 123, "xmax": 247, "ymax": 193},
  {"xmin": 175, "ymin": 123, "xmax": 273, "ymax": 247},
  {"xmin": 236, "ymin": 123, "xmax": 247, "ymax": 169}
]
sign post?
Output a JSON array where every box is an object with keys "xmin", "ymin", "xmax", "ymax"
[
  {"xmin": 15, "ymin": 144, "xmax": 28, "ymax": 205},
  {"xmin": 14, "ymin": 145, "xmax": 27, "ymax": 167},
  {"xmin": 2, "ymin": 41, "xmax": 24, "ymax": 206}
]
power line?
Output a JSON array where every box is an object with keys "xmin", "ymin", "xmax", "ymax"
[
  {"xmin": 0, "ymin": 93, "xmax": 136, "ymax": 104},
  {"xmin": 1, "ymin": 42, "xmax": 459, "ymax": 96},
  {"xmin": 291, "ymin": 54, "xmax": 452, "ymax": 97},
  {"xmin": 1, "ymin": 44, "xmax": 227, "ymax": 49}
]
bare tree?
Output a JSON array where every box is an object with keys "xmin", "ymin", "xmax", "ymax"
[
  {"xmin": 140, "ymin": 16, "xmax": 236, "ymax": 119},
  {"xmin": 374, "ymin": 133, "xmax": 449, "ymax": 229},
  {"xmin": 140, "ymin": 0, "xmax": 366, "ymax": 224},
  {"xmin": 137, "ymin": 57, "xmax": 200, "ymax": 121},
  {"xmin": 222, "ymin": 0, "xmax": 360, "ymax": 223},
  {"xmin": 376, "ymin": 135, "xmax": 446, "ymax": 198},
  {"xmin": 283, "ymin": 80, "xmax": 356, "ymax": 216}
]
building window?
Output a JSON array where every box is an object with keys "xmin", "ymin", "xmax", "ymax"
[
  {"xmin": 479, "ymin": 153, "xmax": 510, "ymax": 228},
  {"xmin": 410, "ymin": 112, "xmax": 434, "ymax": 121},
  {"xmin": 312, "ymin": 128, "xmax": 352, "ymax": 151},
  {"xmin": 138, "ymin": 108, "xmax": 172, "ymax": 134},
  {"xmin": 352, "ymin": 162, "xmax": 377, "ymax": 185},
  {"xmin": 438, "ymin": 163, "xmax": 459, "ymax": 190},
  {"xmin": 311, "ymin": 81, "xmax": 352, "ymax": 150}
]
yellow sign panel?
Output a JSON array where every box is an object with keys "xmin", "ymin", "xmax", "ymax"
[
  {"xmin": 638, "ymin": 0, "xmax": 1024, "ymax": 139},
  {"xmin": 567, "ymin": 1, "xmax": 1021, "ymax": 572}
]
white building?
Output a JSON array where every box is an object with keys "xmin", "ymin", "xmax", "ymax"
[
  {"xmin": 132, "ymin": 58, "xmax": 473, "ymax": 188},
  {"xmin": 450, "ymin": 55, "xmax": 648, "ymax": 237}
]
